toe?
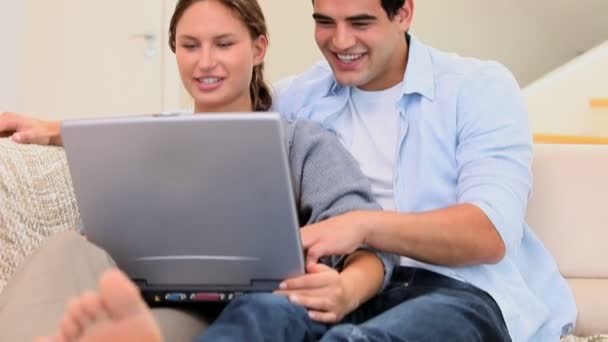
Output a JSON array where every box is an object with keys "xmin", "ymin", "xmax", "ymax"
[
  {"xmin": 98, "ymin": 269, "xmax": 146, "ymax": 319},
  {"xmin": 79, "ymin": 291, "xmax": 107, "ymax": 327},
  {"xmin": 59, "ymin": 297, "xmax": 84, "ymax": 340}
]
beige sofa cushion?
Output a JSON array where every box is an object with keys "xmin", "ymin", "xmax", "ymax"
[
  {"xmin": 527, "ymin": 144, "xmax": 608, "ymax": 278},
  {"xmin": 0, "ymin": 139, "xmax": 80, "ymax": 292},
  {"xmin": 567, "ymin": 278, "xmax": 608, "ymax": 337},
  {"xmin": 526, "ymin": 144, "xmax": 608, "ymax": 336}
]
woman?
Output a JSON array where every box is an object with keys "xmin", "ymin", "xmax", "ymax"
[{"xmin": 0, "ymin": 0, "xmax": 394, "ymax": 341}]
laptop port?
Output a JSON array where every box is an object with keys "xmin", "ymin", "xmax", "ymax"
[
  {"xmin": 190, "ymin": 292, "xmax": 224, "ymax": 301},
  {"xmin": 164, "ymin": 293, "xmax": 187, "ymax": 301}
]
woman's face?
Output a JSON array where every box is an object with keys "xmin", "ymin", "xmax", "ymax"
[{"xmin": 175, "ymin": 0, "xmax": 267, "ymax": 113}]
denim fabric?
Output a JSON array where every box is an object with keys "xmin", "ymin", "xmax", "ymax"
[
  {"xmin": 196, "ymin": 267, "xmax": 511, "ymax": 342},
  {"xmin": 194, "ymin": 293, "xmax": 323, "ymax": 342}
]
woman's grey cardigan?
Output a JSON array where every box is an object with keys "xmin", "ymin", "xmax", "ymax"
[{"xmin": 283, "ymin": 118, "xmax": 396, "ymax": 290}]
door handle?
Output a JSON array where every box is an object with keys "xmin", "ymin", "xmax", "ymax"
[{"xmin": 130, "ymin": 32, "xmax": 157, "ymax": 58}]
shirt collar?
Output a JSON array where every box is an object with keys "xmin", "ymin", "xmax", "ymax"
[
  {"xmin": 328, "ymin": 34, "xmax": 436, "ymax": 101},
  {"xmin": 402, "ymin": 34, "xmax": 435, "ymax": 101}
]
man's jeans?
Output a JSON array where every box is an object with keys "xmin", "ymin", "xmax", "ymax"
[{"xmin": 196, "ymin": 267, "xmax": 512, "ymax": 341}]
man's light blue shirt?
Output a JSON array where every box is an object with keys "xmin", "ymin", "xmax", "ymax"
[{"xmin": 273, "ymin": 35, "xmax": 577, "ymax": 341}]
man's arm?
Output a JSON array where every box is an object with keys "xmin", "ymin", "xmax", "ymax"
[
  {"xmin": 302, "ymin": 63, "xmax": 532, "ymax": 267},
  {"xmin": 302, "ymin": 205, "xmax": 503, "ymax": 267},
  {"xmin": 365, "ymin": 205, "xmax": 504, "ymax": 265}
]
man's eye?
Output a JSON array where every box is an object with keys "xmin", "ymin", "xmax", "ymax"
[{"xmin": 217, "ymin": 42, "xmax": 234, "ymax": 48}]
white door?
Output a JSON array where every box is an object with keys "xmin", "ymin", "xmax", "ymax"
[{"xmin": 23, "ymin": 0, "xmax": 182, "ymax": 120}]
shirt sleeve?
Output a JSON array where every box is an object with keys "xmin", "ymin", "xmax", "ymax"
[
  {"xmin": 455, "ymin": 63, "xmax": 533, "ymax": 254},
  {"xmin": 289, "ymin": 119, "xmax": 396, "ymax": 291},
  {"xmin": 271, "ymin": 76, "xmax": 299, "ymax": 121},
  {"xmin": 271, "ymin": 62, "xmax": 337, "ymax": 122}
]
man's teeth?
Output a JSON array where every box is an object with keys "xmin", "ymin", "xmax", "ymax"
[
  {"xmin": 199, "ymin": 77, "xmax": 221, "ymax": 84},
  {"xmin": 337, "ymin": 53, "xmax": 364, "ymax": 62}
]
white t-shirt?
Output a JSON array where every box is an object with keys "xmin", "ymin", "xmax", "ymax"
[
  {"xmin": 337, "ymin": 83, "xmax": 438, "ymax": 270},
  {"xmin": 337, "ymin": 82, "xmax": 403, "ymax": 211}
]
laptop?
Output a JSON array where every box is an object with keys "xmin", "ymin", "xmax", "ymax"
[{"xmin": 61, "ymin": 112, "xmax": 305, "ymax": 304}]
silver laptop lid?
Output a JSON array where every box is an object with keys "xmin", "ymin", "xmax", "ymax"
[{"xmin": 61, "ymin": 113, "xmax": 304, "ymax": 290}]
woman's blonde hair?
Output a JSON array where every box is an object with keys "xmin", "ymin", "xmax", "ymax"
[{"xmin": 169, "ymin": 0, "xmax": 272, "ymax": 111}]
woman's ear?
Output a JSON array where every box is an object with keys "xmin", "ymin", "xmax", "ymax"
[{"xmin": 252, "ymin": 35, "xmax": 268, "ymax": 66}]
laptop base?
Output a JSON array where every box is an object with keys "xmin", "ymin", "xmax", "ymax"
[{"xmin": 136, "ymin": 279, "xmax": 282, "ymax": 304}]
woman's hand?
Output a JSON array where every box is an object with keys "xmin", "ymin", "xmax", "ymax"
[
  {"xmin": 274, "ymin": 263, "xmax": 358, "ymax": 323},
  {"xmin": 0, "ymin": 112, "xmax": 62, "ymax": 146}
]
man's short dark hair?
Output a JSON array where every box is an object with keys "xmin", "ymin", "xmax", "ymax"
[
  {"xmin": 312, "ymin": 0, "xmax": 406, "ymax": 19},
  {"xmin": 380, "ymin": 0, "xmax": 406, "ymax": 19}
]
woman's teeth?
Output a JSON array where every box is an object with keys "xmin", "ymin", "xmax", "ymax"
[{"xmin": 199, "ymin": 77, "xmax": 221, "ymax": 84}]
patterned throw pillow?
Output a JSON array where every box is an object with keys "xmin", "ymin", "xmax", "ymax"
[{"xmin": 0, "ymin": 139, "xmax": 80, "ymax": 292}]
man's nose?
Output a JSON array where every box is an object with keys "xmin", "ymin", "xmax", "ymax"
[{"xmin": 332, "ymin": 25, "xmax": 356, "ymax": 51}]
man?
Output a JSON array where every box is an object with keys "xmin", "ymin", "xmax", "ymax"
[
  {"xmin": 1, "ymin": 0, "xmax": 577, "ymax": 341},
  {"xmin": 272, "ymin": 0, "xmax": 576, "ymax": 341}
]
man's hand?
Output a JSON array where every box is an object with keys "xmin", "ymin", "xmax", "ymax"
[
  {"xmin": 274, "ymin": 263, "xmax": 357, "ymax": 323},
  {"xmin": 0, "ymin": 112, "xmax": 62, "ymax": 145},
  {"xmin": 300, "ymin": 211, "xmax": 370, "ymax": 265}
]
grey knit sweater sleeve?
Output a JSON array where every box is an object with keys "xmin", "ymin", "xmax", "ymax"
[{"xmin": 283, "ymin": 119, "xmax": 396, "ymax": 290}]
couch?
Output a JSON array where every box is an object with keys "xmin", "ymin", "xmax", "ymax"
[
  {"xmin": 0, "ymin": 138, "xmax": 606, "ymax": 341},
  {"xmin": 526, "ymin": 143, "xmax": 608, "ymax": 340}
]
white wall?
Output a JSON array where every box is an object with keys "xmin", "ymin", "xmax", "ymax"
[
  {"xmin": 259, "ymin": 0, "xmax": 322, "ymax": 84},
  {"xmin": 413, "ymin": 1, "xmax": 541, "ymax": 86},
  {"xmin": 524, "ymin": 41, "xmax": 608, "ymax": 136},
  {"xmin": 6, "ymin": 0, "xmax": 607, "ymax": 125},
  {"xmin": 412, "ymin": 0, "xmax": 608, "ymax": 86},
  {"xmin": 256, "ymin": 0, "xmax": 608, "ymax": 87},
  {"xmin": 0, "ymin": 2, "xmax": 26, "ymax": 112}
]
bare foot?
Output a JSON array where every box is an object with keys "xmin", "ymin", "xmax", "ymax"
[{"xmin": 35, "ymin": 269, "xmax": 163, "ymax": 342}]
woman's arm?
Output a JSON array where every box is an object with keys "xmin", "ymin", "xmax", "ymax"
[
  {"xmin": 287, "ymin": 118, "xmax": 395, "ymax": 287},
  {"xmin": 275, "ymin": 249, "xmax": 384, "ymax": 323},
  {"xmin": 0, "ymin": 112, "xmax": 62, "ymax": 146},
  {"xmin": 278, "ymin": 119, "xmax": 396, "ymax": 322}
]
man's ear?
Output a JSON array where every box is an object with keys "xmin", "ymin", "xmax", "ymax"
[
  {"xmin": 394, "ymin": 0, "xmax": 414, "ymax": 31},
  {"xmin": 253, "ymin": 35, "xmax": 269, "ymax": 66}
]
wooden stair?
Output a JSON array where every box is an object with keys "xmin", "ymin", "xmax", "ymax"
[
  {"xmin": 590, "ymin": 98, "xmax": 608, "ymax": 108},
  {"xmin": 534, "ymin": 133, "xmax": 608, "ymax": 144}
]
